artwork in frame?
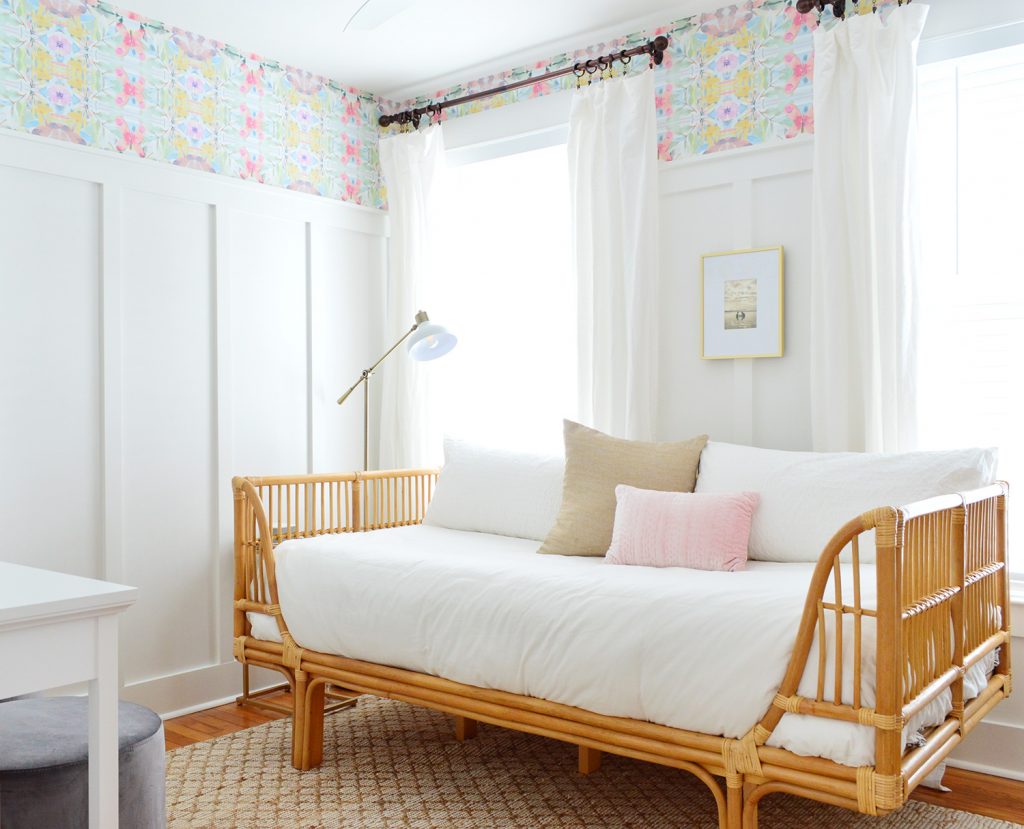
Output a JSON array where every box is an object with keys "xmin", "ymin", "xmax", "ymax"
[{"xmin": 701, "ymin": 246, "xmax": 784, "ymax": 359}]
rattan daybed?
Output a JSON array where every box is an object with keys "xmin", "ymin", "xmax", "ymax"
[{"xmin": 232, "ymin": 468, "xmax": 1011, "ymax": 829}]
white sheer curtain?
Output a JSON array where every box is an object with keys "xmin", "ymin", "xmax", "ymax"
[
  {"xmin": 377, "ymin": 125, "xmax": 445, "ymax": 469},
  {"xmin": 809, "ymin": 5, "xmax": 928, "ymax": 453},
  {"xmin": 568, "ymin": 71, "xmax": 659, "ymax": 441}
]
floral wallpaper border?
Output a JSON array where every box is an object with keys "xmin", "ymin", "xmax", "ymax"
[
  {"xmin": 0, "ymin": 0, "xmax": 906, "ymax": 208},
  {"xmin": 0, "ymin": 0, "xmax": 384, "ymax": 207},
  {"xmin": 382, "ymin": 0, "xmax": 902, "ymax": 162}
]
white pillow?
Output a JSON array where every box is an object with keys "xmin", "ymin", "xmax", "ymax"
[
  {"xmin": 247, "ymin": 611, "xmax": 283, "ymax": 643},
  {"xmin": 696, "ymin": 441, "xmax": 998, "ymax": 562},
  {"xmin": 423, "ymin": 437, "xmax": 565, "ymax": 541}
]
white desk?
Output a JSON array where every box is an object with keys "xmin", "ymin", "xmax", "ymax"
[{"xmin": 0, "ymin": 562, "xmax": 137, "ymax": 829}]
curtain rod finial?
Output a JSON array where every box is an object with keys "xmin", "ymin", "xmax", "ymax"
[{"xmin": 650, "ymin": 35, "xmax": 669, "ymax": 65}]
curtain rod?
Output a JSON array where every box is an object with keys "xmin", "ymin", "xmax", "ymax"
[
  {"xmin": 379, "ymin": 35, "xmax": 670, "ymax": 128},
  {"xmin": 795, "ymin": 0, "xmax": 914, "ymax": 20}
]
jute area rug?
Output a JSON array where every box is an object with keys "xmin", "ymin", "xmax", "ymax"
[{"xmin": 166, "ymin": 697, "xmax": 1021, "ymax": 828}]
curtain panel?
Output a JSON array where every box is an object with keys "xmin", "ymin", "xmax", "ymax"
[
  {"xmin": 378, "ymin": 125, "xmax": 445, "ymax": 469},
  {"xmin": 569, "ymin": 71, "xmax": 660, "ymax": 441},
  {"xmin": 809, "ymin": 4, "xmax": 928, "ymax": 452}
]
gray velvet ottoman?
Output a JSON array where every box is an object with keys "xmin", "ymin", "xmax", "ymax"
[{"xmin": 0, "ymin": 697, "xmax": 165, "ymax": 828}]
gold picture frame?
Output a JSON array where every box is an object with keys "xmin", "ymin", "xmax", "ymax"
[{"xmin": 700, "ymin": 245, "xmax": 784, "ymax": 359}]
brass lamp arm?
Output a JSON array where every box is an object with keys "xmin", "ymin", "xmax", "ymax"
[{"xmin": 336, "ymin": 322, "xmax": 418, "ymax": 406}]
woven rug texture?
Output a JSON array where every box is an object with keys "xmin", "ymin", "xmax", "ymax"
[{"xmin": 166, "ymin": 697, "xmax": 1021, "ymax": 828}]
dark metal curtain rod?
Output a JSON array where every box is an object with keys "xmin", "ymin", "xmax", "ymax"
[
  {"xmin": 795, "ymin": 0, "xmax": 913, "ymax": 20},
  {"xmin": 379, "ymin": 35, "xmax": 670, "ymax": 128}
]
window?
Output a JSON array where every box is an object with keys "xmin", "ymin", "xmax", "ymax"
[
  {"xmin": 428, "ymin": 143, "xmax": 576, "ymax": 454},
  {"xmin": 917, "ymin": 42, "xmax": 1024, "ymax": 575}
]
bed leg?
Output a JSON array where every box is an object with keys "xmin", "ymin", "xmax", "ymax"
[
  {"xmin": 291, "ymin": 670, "xmax": 308, "ymax": 770},
  {"xmin": 454, "ymin": 715, "xmax": 478, "ymax": 742},
  {"xmin": 726, "ymin": 775, "xmax": 744, "ymax": 829},
  {"xmin": 741, "ymin": 783, "xmax": 758, "ymax": 829},
  {"xmin": 578, "ymin": 746, "xmax": 602, "ymax": 775},
  {"xmin": 303, "ymin": 679, "xmax": 326, "ymax": 770}
]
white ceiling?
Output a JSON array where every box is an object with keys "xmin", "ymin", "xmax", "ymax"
[{"xmin": 123, "ymin": 0, "xmax": 709, "ymax": 100}]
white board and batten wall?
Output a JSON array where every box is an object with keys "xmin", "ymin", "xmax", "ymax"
[{"xmin": 0, "ymin": 128, "xmax": 387, "ymax": 715}]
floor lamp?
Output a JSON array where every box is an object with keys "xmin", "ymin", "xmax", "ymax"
[{"xmin": 337, "ymin": 310, "xmax": 457, "ymax": 471}]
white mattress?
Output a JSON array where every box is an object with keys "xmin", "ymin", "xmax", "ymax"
[{"xmin": 255, "ymin": 525, "xmax": 994, "ymax": 767}]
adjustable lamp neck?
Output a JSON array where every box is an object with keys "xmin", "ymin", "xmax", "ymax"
[{"xmin": 336, "ymin": 311, "xmax": 432, "ymax": 406}]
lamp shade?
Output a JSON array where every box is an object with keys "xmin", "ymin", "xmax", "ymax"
[{"xmin": 407, "ymin": 321, "xmax": 457, "ymax": 361}]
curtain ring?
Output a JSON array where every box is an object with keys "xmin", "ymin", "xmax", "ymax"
[
  {"xmin": 574, "ymin": 62, "xmax": 585, "ymax": 89},
  {"xmin": 573, "ymin": 63, "xmax": 585, "ymax": 89}
]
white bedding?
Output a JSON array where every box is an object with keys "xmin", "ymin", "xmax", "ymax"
[{"xmin": 258, "ymin": 525, "xmax": 994, "ymax": 768}]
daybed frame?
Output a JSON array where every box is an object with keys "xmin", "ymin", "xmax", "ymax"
[{"xmin": 232, "ymin": 469, "xmax": 1011, "ymax": 829}]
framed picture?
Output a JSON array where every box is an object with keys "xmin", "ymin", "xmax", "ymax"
[{"xmin": 700, "ymin": 246, "xmax": 784, "ymax": 359}]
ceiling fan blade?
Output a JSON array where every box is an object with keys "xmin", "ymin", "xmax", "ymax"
[{"xmin": 344, "ymin": 0, "xmax": 419, "ymax": 32}]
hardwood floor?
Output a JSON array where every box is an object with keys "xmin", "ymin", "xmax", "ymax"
[
  {"xmin": 166, "ymin": 694, "xmax": 1024, "ymax": 824},
  {"xmin": 163, "ymin": 692, "xmax": 291, "ymax": 750}
]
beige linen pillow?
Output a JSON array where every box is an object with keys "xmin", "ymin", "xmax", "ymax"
[{"xmin": 538, "ymin": 420, "xmax": 708, "ymax": 557}]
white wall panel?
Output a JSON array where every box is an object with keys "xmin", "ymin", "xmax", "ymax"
[
  {"xmin": 0, "ymin": 167, "xmax": 102, "ymax": 578},
  {"xmin": 750, "ymin": 170, "xmax": 813, "ymax": 450},
  {"xmin": 119, "ymin": 189, "xmax": 217, "ymax": 684},
  {"xmin": 229, "ymin": 210, "xmax": 309, "ymax": 477},
  {"xmin": 310, "ymin": 225, "xmax": 386, "ymax": 472},
  {"xmin": 657, "ymin": 183, "xmax": 735, "ymax": 442},
  {"xmin": 657, "ymin": 142, "xmax": 814, "ymax": 450}
]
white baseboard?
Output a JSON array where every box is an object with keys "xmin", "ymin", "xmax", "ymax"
[
  {"xmin": 947, "ymin": 720, "xmax": 1024, "ymax": 782},
  {"xmin": 120, "ymin": 661, "xmax": 285, "ymax": 719},
  {"xmin": 946, "ymin": 757, "xmax": 1024, "ymax": 783}
]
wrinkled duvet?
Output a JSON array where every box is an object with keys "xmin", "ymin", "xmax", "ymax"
[{"xmin": 255, "ymin": 524, "xmax": 993, "ymax": 767}]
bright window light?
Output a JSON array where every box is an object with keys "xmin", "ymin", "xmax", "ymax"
[
  {"xmin": 917, "ymin": 42, "xmax": 1024, "ymax": 574},
  {"xmin": 428, "ymin": 143, "xmax": 576, "ymax": 455}
]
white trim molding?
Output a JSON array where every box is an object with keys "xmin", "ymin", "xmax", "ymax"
[{"xmin": 948, "ymin": 721, "xmax": 1024, "ymax": 782}]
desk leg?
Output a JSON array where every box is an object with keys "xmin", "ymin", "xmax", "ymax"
[{"xmin": 89, "ymin": 614, "xmax": 119, "ymax": 829}]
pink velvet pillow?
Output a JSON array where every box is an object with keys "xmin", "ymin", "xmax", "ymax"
[{"xmin": 605, "ymin": 485, "xmax": 759, "ymax": 571}]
